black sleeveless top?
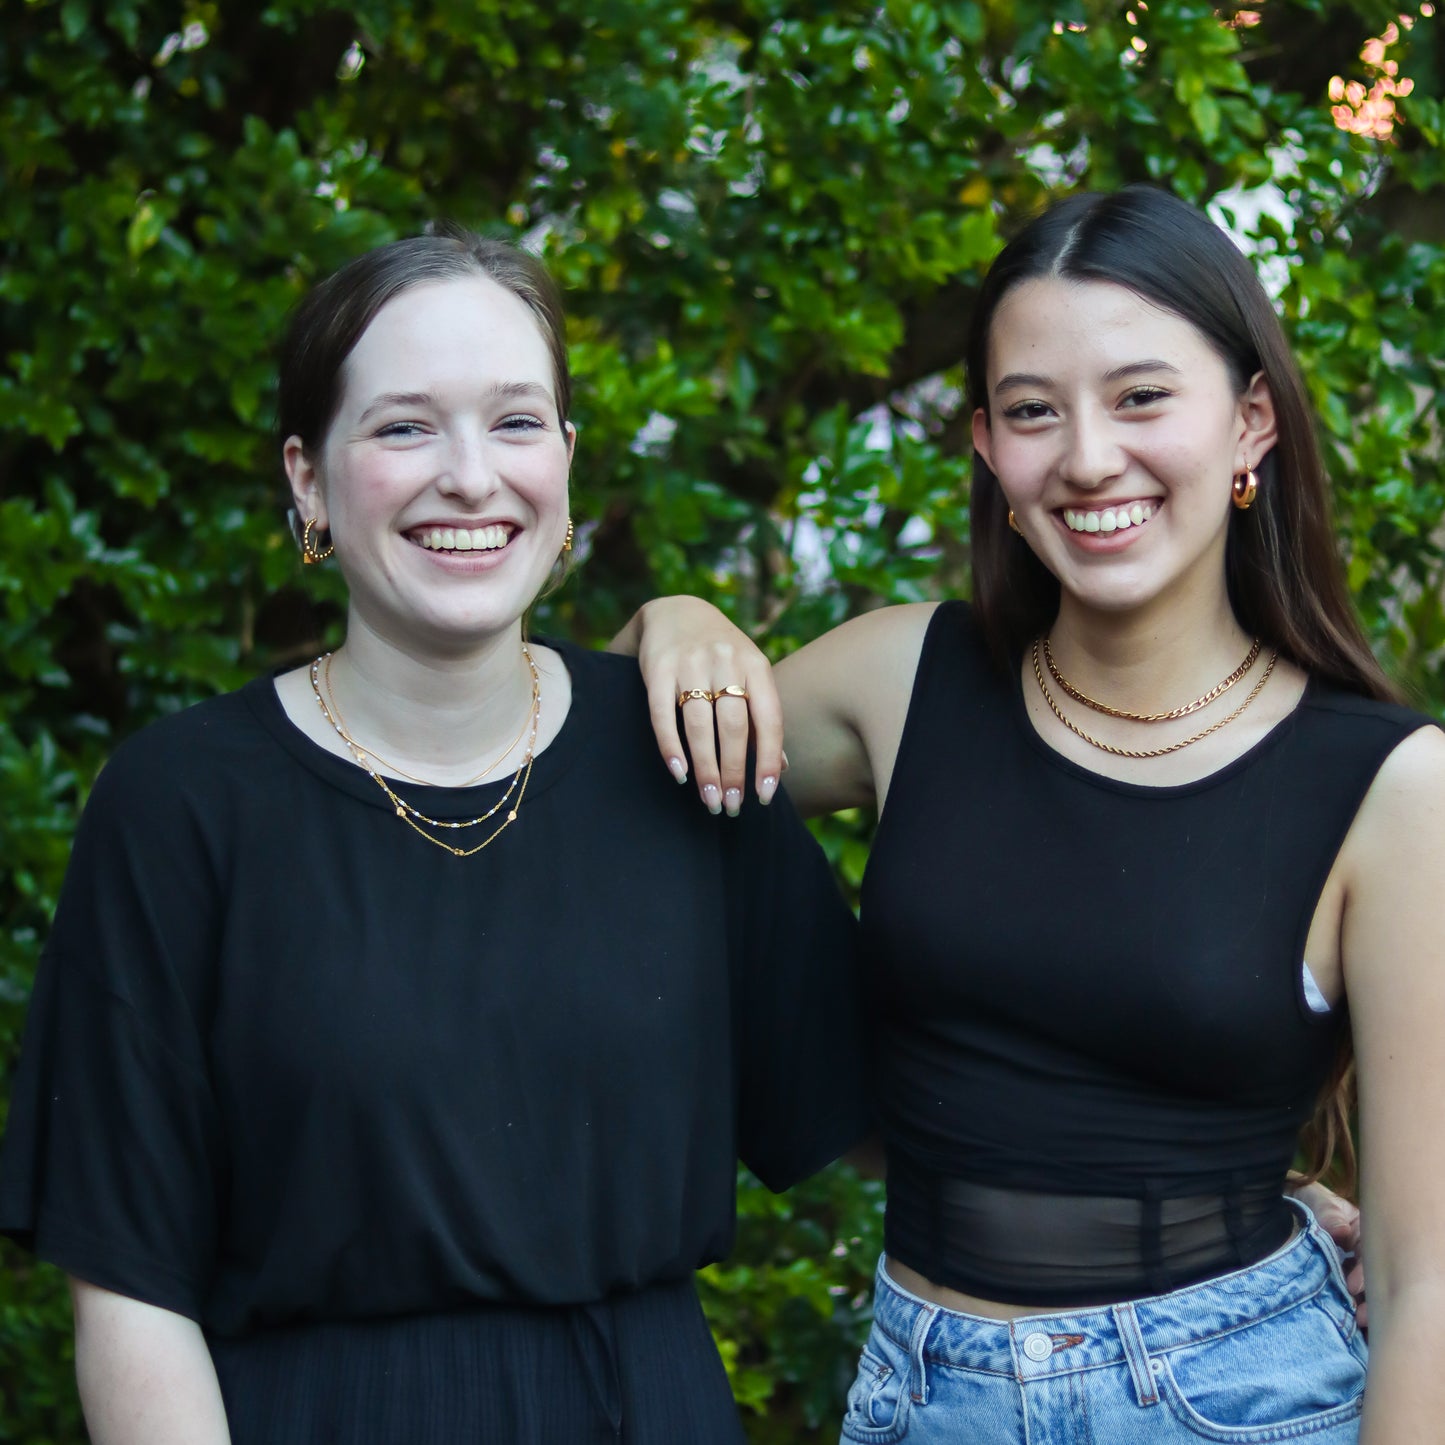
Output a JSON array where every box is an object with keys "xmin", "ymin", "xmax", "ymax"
[{"xmin": 862, "ymin": 602, "xmax": 1436, "ymax": 1304}]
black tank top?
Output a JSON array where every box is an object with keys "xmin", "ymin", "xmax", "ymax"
[{"xmin": 862, "ymin": 602, "xmax": 1435, "ymax": 1304}]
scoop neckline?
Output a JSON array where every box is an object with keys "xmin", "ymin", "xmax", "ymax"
[
  {"xmin": 246, "ymin": 636, "xmax": 586, "ymax": 816},
  {"xmin": 1009, "ymin": 645, "xmax": 1314, "ymax": 799}
]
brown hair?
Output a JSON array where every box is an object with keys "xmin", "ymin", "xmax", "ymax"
[
  {"xmin": 965, "ymin": 187, "xmax": 1397, "ymax": 1192},
  {"xmin": 278, "ymin": 223, "xmax": 571, "ymax": 456}
]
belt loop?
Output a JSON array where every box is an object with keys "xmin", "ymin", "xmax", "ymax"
[
  {"xmin": 907, "ymin": 1301, "xmax": 935, "ymax": 1406},
  {"xmin": 1111, "ymin": 1302, "xmax": 1159, "ymax": 1408}
]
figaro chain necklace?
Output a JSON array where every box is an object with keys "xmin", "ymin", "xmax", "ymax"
[
  {"xmin": 309, "ymin": 646, "xmax": 540, "ymax": 857},
  {"xmin": 1031, "ymin": 639, "xmax": 1278, "ymax": 760}
]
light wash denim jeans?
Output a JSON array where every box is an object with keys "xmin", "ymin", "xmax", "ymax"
[{"xmin": 841, "ymin": 1201, "xmax": 1365, "ymax": 1444}]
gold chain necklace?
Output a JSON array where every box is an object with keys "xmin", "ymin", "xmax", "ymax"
[
  {"xmin": 1031, "ymin": 640, "xmax": 1278, "ymax": 760},
  {"xmin": 323, "ymin": 652, "xmax": 531, "ymax": 787},
  {"xmin": 308, "ymin": 646, "xmax": 540, "ymax": 857},
  {"xmin": 1042, "ymin": 635, "xmax": 1262, "ymax": 722}
]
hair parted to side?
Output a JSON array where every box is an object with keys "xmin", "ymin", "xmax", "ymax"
[
  {"xmin": 966, "ymin": 185, "xmax": 1398, "ymax": 712},
  {"xmin": 966, "ymin": 186, "xmax": 1394, "ymax": 1195},
  {"xmin": 277, "ymin": 223, "xmax": 571, "ymax": 457}
]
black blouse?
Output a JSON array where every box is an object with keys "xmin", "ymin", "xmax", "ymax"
[{"xmin": 0, "ymin": 642, "xmax": 868, "ymax": 1336}]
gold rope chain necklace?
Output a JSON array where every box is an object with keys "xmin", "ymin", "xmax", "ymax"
[
  {"xmin": 1031, "ymin": 639, "xmax": 1278, "ymax": 760},
  {"xmin": 308, "ymin": 646, "xmax": 540, "ymax": 857},
  {"xmin": 1042, "ymin": 634, "xmax": 1262, "ymax": 722}
]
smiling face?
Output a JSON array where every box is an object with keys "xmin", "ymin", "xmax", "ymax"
[
  {"xmin": 972, "ymin": 277, "xmax": 1276, "ymax": 623},
  {"xmin": 285, "ymin": 275, "xmax": 574, "ymax": 655}
]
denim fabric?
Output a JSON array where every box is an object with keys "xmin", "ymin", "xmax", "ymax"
[{"xmin": 840, "ymin": 1202, "xmax": 1365, "ymax": 1444}]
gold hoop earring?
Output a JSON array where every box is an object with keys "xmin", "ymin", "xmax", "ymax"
[
  {"xmin": 302, "ymin": 517, "xmax": 334, "ymax": 564},
  {"xmin": 562, "ymin": 518, "xmax": 574, "ymax": 554},
  {"xmin": 1231, "ymin": 468, "xmax": 1259, "ymax": 511},
  {"xmin": 1008, "ymin": 509, "xmax": 1022, "ymax": 535}
]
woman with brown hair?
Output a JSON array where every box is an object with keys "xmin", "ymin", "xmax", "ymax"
[
  {"xmin": 621, "ymin": 186, "xmax": 1445, "ymax": 1441},
  {"xmin": 0, "ymin": 228, "xmax": 869, "ymax": 1444}
]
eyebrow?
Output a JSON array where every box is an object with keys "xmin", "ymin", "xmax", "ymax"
[
  {"xmin": 355, "ymin": 381, "xmax": 554, "ymax": 424},
  {"xmin": 993, "ymin": 359, "xmax": 1183, "ymax": 395}
]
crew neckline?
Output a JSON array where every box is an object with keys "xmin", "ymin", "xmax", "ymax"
[
  {"xmin": 1009, "ymin": 644, "xmax": 1315, "ymax": 799},
  {"xmin": 246, "ymin": 636, "xmax": 587, "ymax": 817}
]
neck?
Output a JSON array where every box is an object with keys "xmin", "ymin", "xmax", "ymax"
[
  {"xmin": 1047, "ymin": 587, "xmax": 1254, "ymax": 716},
  {"xmin": 326, "ymin": 614, "xmax": 536, "ymax": 771}
]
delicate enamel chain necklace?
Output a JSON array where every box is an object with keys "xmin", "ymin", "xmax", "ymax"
[
  {"xmin": 308, "ymin": 646, "xmax": 541, "ymax": 857},
  {"xmin": 1030, "ymin": 639, "xmax": 1278, "ymax": 760}
]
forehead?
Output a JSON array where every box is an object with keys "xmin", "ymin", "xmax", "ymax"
[
  {"xmin": 339, "ymin": 275, "xmax": 555, "ymax": 408},
  {"xmin": 988, "ymin": 277, "xmax": 1216, "ymax": 373}
]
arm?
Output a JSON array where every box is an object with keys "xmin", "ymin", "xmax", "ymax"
[
  {"xmin": 611, "ymin": 596, "xmax": 937, "ymax": 818},
  {"xmin": 71, "ymin": 1278, "xmax": 231, "ymax": 1445},
  {"xmin": 1339, "ymin": 726, "xmax": 1445, "ymax": 1441}
]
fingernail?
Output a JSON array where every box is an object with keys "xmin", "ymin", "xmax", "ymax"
[
  {"xmin": 758, "ymin": 776, "xmax": 778, "ymax": 806},
  {"xmin": 780, "ymin": 749, "xmax": 790, "ymax": 775},
  {"xmin": 723, "ymin": 788, "xmax": 742, "ymax": 818},
  {"xmin": 667, "ymin": 756, "xmax": 688, "ymax": 784},
  {"xmin": 701, "ymin": 784, "xmax": 722, "ymax": 815}
]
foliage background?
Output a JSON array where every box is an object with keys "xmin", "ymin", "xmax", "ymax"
[{"xmin": 2, "ymin": 0, "xmax": 1442, "ymax": 1439}]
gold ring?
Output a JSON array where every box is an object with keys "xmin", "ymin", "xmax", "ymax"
[
  {"xmin": 677, "ymin": 688, "xmax": 714, "ymax": 707},
  {"xmin": 713, "ymin": 684, "xmax": 749, "ymax": 700}
]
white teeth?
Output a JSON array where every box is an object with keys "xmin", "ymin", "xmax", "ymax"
[
  {"xmin": 1064, "ymin": 502, "xmax": 1158, "ymax": 534},
  {"xmin": 418, "ymin": 524, "xmax": 512, "ymax": 552}
]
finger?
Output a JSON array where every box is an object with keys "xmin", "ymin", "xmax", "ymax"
[
  {"xmin": 713, "ymin": 690, "xmax": 751, "ymax": 817},
  {"xmin": 1344, "ymin": 1256, "xmax": 1365, "ymax": 1302},
  {"xmin": 742, "ymin": 661, "xmax": 785, "ymax": 805},
  {"xmin": 680, "ymin": 693, "xmax": 723, "ymax": 814},
  {"xmin": 647, "ymin": 673, "xmax": 692, "ymax": 785}
]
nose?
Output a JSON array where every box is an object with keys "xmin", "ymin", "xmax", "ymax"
[
  {"xmin": 436, "ymin": 429, "xmax": 499, "ymax": 505},
  {"xmin": 1059, "ymin": 407, "xmax": 1126, "ymax": 491}
]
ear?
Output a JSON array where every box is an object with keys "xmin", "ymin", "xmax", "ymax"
[
  {"xmin": 283, "ymin": 435, "xmax": 327, "ymax": 531},
  {"xmin": 563, "ymin": 420, "xmax": 577, "ymax": 470},
  {"xmin": 971, "ymin": 407, "xmax": 996, "ymax": 475},
  {"xmin": 1237, "ymin": 371, "xmax": 1278, "ymax": 472}
]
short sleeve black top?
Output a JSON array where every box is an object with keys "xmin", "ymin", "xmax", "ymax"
[{"xmin": 0, "ymin": 642, "xmax": 868, "ymax": 1336}]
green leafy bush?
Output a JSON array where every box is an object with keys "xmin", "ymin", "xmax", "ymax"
[{"xmin": 2, "ymin": 2, "xmax": 1441, "ymax": 1438}]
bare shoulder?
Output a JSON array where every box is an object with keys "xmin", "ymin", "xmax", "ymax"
[
  {"xmin": 1348, "ymin": 723, "xmax": 1445, "ymax": 852},
  {"xmin": 774, "ymin": 602, "xmax": 942, "ymax": 814}
]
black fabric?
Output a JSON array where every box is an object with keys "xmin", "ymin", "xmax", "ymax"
[
  {"xmin": 864, "ymin": 601, "xmax": 1436, "ymax": 1304},
  {"xmin": 0, "ymin": 642, "xmax": 867, "ymax": 1437},
  {"xmin": 208, "ymin": 1278, "xmax": 743, "ymax": 1445}
]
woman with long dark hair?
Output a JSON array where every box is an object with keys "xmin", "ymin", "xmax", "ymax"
[
  {"xmin": 0, "ymin": 229, "xmax": 868, "ymax": 1444},
  {"xmin": 620, "ymin": 187, "xmax": 1445, "ymax": 1440}
]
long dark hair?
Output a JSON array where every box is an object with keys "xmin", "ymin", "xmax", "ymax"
[{"xmin": 966, "ymin": 187, "xmax": 1397, "ymax": 1192}]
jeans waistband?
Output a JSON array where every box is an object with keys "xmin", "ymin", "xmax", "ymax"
[{"xmin": 871, "ymin": 1199, "xmax": 1354, "ymax": 1383}]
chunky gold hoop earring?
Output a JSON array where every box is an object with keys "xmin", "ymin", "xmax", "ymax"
[
  {"xmin": 562, "ymin": 518, "xmax": 574, "ymax": 554},
  {"xmin": 1231, "ymin": 468, "xmax": 1259, "ymax": 511},
  {"xmin": 302, "ymin": 517, "xmax": 334, "ymax": 564},
  {"xmin": 1008, "ymin": 509, "xmax": 1022, "ymax": 535}
]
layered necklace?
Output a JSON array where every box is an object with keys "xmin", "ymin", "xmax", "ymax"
[
  {"xmin": 309, "ymin": 646, "xmax": 541, "ymax": 857},
  {"xmin": 1031, "ymin": 635, "xmax": 1277, "ymax": 760}
]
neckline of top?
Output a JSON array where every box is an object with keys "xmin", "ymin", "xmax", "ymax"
[{"xmin": 247, "ymin": 635, "xmax": 586, "ymax": 816}]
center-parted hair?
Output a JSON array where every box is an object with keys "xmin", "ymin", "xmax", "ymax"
[
  {"xmin": 965, "ymin": 186, "xmax": 1395, "ymax": 708},
  {"xmin": 278, "ymin": 225, "xmax": 571, "ymax": 457}
]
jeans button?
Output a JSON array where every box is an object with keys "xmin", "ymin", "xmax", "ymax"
[{"xmin": 1022, "ymin": 1331, "xmax": 1053, "ymax": 1362}]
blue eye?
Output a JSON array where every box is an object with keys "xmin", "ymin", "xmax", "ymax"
[
  {"xmin": 376, "ymin": 421, "xmax": 425, "ymax": 438},
  {"xmin": 498, "ymin": 414, "xmax": 545, "ymax": 432}
]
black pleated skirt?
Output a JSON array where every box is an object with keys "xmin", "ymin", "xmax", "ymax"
[{"xmin": 208, "ymin": 1278, "xmax": 746, "ymax": 1445}]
